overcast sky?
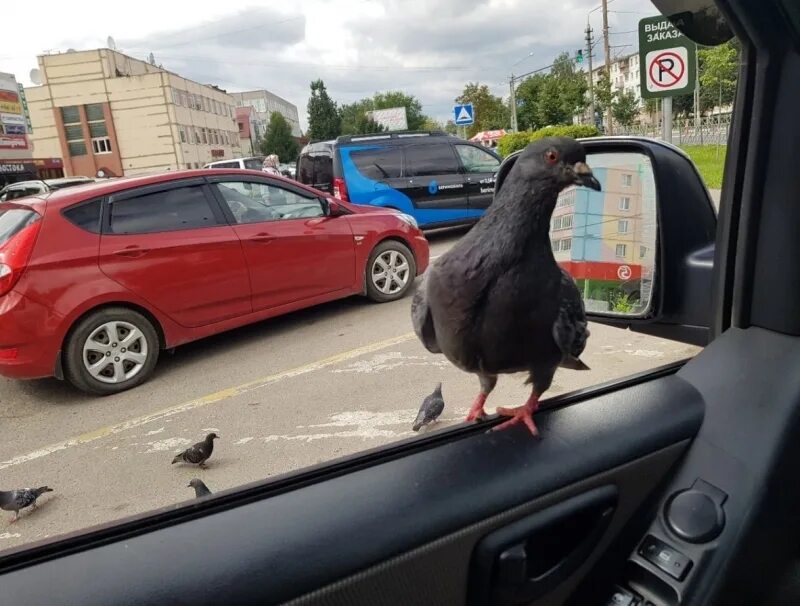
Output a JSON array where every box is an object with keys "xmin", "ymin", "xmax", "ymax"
[{"xmin": 4, "ymin": 0, "xmax": 655, "ymax": 131}]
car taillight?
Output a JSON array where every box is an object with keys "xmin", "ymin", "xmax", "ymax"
[
  {"xmin": 0, "ymin": 220, "xmax": 41, "ymax": 297},
  {"xmin": 333, "ymin": 177, "xmax": 349, "ymax": 202}
]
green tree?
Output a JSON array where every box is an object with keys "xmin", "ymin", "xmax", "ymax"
[
  {"xmin": 611, "ymin": 90, "xmax": 639, "ymax": 127},
  {"xmin": 260, "ymin": 112, "xmax": 299, "ymax": 161},
  {"xmin": 307, "ymin": 79, "xmax": 341, "ymax": 140},
  {"xmin": 594, "ymin": 72, "xmax": 614, "ymax": 128},
  {"xmin": 515, "ymin": 73, "xmax": 547, "ymax": 130},
  {"xmin": 699, "ymin": 40, "xmax": 738, "ymax": 113},
  {"xmin": 372, "ymin": 91, "xmax": 427, "ymax": 130},
  {"xmin": 548, "ymin": 52, "xmax": 589, "ymax": 119},
  {"xmin": 455, "ymin": 82, "xmax": 510, "ymax": 138},
  {"xmin": 339, "ymin": 99, "xmax": 386, "ymax": 135}
]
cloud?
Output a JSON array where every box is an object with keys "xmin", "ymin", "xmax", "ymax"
[{"xmin": 5, "ymin": 0, "xmax": 651, "ymax": 131}]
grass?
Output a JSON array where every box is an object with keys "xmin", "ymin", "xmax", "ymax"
[{"xmin": 680, "ymin": 144, "xmax": 727, "ymax": 189}]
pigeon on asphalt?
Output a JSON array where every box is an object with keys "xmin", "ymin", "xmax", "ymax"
[
  {"xmin": 188, "ymin": 478, "xmax": 212, "ymax": 498},
  {"xmin": 172, "ymin": 432, "xmax": 219, "ymax": 467},
  {"xmin": 0, "ymin": 486, "xmax": 53, "ymax": 523},
  {"xmin": 411, "ymin": 137, "xmax": 600, "ymax": 436},
  {"xmin": 413, "ymin": 383, "xmax": 445, "ymax": 431}
]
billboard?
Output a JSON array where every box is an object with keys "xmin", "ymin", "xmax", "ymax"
[
  {"xmin": 0, "ymin": 72, "xmax": 28, "ymax": 150},
  {"xmin": 367, "ymin": 107, "xmax": 408, "ymax": 131}
]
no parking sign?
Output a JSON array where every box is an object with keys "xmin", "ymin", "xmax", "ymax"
[{"xmin": 639, "ymin": 15, "xmax": 696, "ymax": 99}]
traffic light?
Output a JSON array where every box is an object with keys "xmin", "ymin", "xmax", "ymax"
[{"xmin": 576, "ymin": 49, "xmax": 584, "ymax": 64}]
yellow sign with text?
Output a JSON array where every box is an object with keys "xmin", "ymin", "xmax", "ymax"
[{"xmin": 0, "ymin": 101, "xmax": 21, "ymax": 114}]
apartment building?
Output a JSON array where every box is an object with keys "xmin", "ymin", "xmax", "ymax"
[
  {"xmin": 26, "ymin": 48, "xmax": 241, "ymax": 177},
  {"xmin": 230, "ymin": 89, "xmax": 302, "ymax": 141}
]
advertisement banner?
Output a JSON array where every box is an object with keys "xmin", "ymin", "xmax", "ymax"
[{"xmin": 0, "ymin": 72, "xmax": 28, "ymax": 149}]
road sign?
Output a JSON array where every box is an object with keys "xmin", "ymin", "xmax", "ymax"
[
  {"xmin": 453, "ymin": 103, "xmax": 475, "ymax": 126},
  {"xmin": 638, "ymin": 15, "xmax": 696, "ymax": 99},
  {"xmin": 617, "ymin": 265, "xmax": 632, "ymax": 280}
]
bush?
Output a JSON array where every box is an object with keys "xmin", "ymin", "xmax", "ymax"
[{"xmin": 497, "ymin": 124, "xmax": 601, "ymax": 157}]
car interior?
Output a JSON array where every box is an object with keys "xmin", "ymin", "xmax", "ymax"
[{"xmin": 3, "ymin": 0, "xmax": 800, "ymax": 604}]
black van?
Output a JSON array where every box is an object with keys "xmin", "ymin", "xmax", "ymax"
[{"xmin": 295, "ymin": 131, "xmax": 502, "ymax": 228}]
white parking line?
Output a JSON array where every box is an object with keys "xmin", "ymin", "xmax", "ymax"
[{"xmin": 0, "ymin": 332, "xmax": 416, "ymax": 471}]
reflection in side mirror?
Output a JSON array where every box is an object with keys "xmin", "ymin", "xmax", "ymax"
[
  {"xmin": 326, "ymin": 199, "xmax": 345, "ymax": 217},
  {"xmin": 552, "ymin": 151, "xmax": 657, "ymax": 318}
]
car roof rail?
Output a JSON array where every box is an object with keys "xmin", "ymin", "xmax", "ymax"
[{"xmin": 335, "ymin": 130, "xmax": 450, "ymax": 144}]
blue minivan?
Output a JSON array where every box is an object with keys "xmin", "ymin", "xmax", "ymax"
[{"xmin": 295, "ymin": 131, "xmax": 502, "ymax": 229}]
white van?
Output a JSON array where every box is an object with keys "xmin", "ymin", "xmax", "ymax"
[{"xmin": 203, "ymin": 156, "xmax": 265, "ymax": 170}]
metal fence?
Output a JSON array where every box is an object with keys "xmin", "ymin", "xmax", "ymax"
[{"xmin": 613, "ymin": 113, "xmax": 732, "ymax": 145}]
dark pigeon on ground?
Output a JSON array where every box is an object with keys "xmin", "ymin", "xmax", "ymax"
[
  {"xmin": 172, "ymin": 433, "xmax": 219, "ymax": 467},
  {"xmin": 188, "ymin": 478, "xmax": 212, "ymax": 498},
  {"xmin": 411, "ymin": 137, "xmax": 600, "ymax": 437},
  {"xmin": 0, "ymin": 486, "xmax": 53, "ymax": 522},
  {"xmin": 413, "ymin": 383, "xmax": 445, "ymax": 431}
]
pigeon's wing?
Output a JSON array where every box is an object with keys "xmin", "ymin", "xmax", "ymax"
[
  {"xmin": 411, "ymin": 273, "xmax": 441, "ymax": 354},
  {"xmin": 423, "ymin": 394, "xmax": 445, "ymax": 422},
  {"xmin": 12, "ymin": 489, "xmax": 36, "ymax": 509},
  {"xmin": 183, "ymin": 444, "xmax": 205, "ymax": 464},
  {"xmin": 552, "ymin": 269, "xmax": 590, "ymax": 368}
]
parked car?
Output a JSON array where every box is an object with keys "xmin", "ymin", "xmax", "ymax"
[
  {"xmin": 296, "ymin": 139, "xmax": 336, "ymax": 193},
  {"xmin": 203, "ymin": 156, "xmax": 265, "ymax": 170},
  {"xmin": 0, "ymin": 169, "xmax": 428, "ymax": 394},
  {"xmin": 295, "ymin": 131, "xmax": 502, "ymax": 229},
  {"xmin": 278, "ymin": 163, "xmax": 296, "ymax": 179},
  {"xmin": 0, "ymin": 176, "xmax": 96, "ymax": 201}
]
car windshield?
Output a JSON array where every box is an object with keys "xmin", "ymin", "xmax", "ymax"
[{"xmin": 0, "ymin": 0, "xmax": 737, "ymax": 554}]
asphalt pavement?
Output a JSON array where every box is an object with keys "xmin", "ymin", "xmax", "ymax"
[{"xmin": 0, "ymin": 227, "xmax": 699, "ymax": 552}]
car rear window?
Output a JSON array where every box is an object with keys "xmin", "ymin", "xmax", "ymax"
[
  {"xmin": 243, "ymin": 158, "xmax": 265, "ymax": 170},
  {"xmin": 0, "ymin": 207, "xmax": 39, "ymax": 246},
  {"xmin": 208, "ymin": 161, "xmax": 239, "ymax": 169},
  {"xmin": 350, "ymin": 148, "xmax": 403, "ymax": 180},
  {"xmin": 406, "ymin": 144, "xmax": 460, "ymax": 177},
  {"xmin": 297, "ymin": 154, "xmax": 333, "ymax": 190},
  {"xmin": 63, "ymin": 198, "xmax": 103, "ymax": 233},
  {"xmin": 2, "ymin": 186, "xmax": 43, "ymax": 201},
  {"xmin": 109, "ymin": 186, "xmax": 219, "ymax": 234}
]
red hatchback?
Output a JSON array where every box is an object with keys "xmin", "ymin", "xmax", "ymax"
[{"xmin": 0, "ymin": 169, "xmax": 429, "ymax": 394}]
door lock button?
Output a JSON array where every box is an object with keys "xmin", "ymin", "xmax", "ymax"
[{"xmin": 639, "ymin": 535, "xmax": 693, "ymax": 581}]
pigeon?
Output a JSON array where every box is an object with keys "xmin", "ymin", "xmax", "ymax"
[
  {"xmin": 413, "ymin": 383, "xmax": 445, "ymax": 431},
  {"xmin": 187, "ymin": 478, "xmax": 212, "ymax": 498},
  {"xmin": 172, "ymin": 432, "xmax": 219, "ymax": 467},
  {"xmin": 0, "ymin": 486, "xmax": 53, "ymax": 522},
  {"xmin": 411, "ymin": 137, "xmax": 600, "ymax": 436}
]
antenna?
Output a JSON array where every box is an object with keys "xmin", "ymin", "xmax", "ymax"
[
  {"xmin": 29, "ymin": 69, "xmax": 42, "ymax": 86},
  {"xmin": 148, "ymin": 52, "xmax": 156, "ymax": 65},
  {"xmin": 107, "ymin": 36, "xmax": 117, "ymax": 50}
]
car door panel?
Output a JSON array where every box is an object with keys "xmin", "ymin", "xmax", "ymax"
[
  {"xmin": 0, "ymin": 371, "xmax": 703, "ymax": 605},
  {"xmin": 209, "ymin": 178, "xmax": 356, "ymax": 311},
  {"xmin": 99, "ymin": 182, "xmax": 251, "ymax": 328},
  {"xmin": 454, "ymin": 144, "xmax": 501, "ymax": 211},
  {"xmin": 403, "ymin": 143, "xmax": 468, "ymax": 219}
]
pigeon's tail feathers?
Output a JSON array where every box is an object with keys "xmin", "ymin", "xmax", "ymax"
[
  {"xmin": 411, "ymin": 275, "xmax": 441, "ymax": 354},
  {"xmin": 34, "ymin": 486, "xmax": 53, "ymax": 496},
  {"xmin": 171, "ymin": 453, "xmax": 184, "ymax": 464},
  {"xmin": 561, "ymin": 356, "xmax": 591, "ymax": 371},
  {"xmin": 434, "ymin": 382, "xmax": 442, "ymax": 394}
]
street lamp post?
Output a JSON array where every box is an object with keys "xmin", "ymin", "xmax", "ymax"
[{"xmin": 508, "ymin": 52, "xmax": 534, "ymax": 132}]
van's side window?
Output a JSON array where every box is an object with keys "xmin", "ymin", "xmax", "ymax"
[
  {"xmin": 351, "ymin": 148, "xmax": 403, "ymax": 180},
  {"xmin": 455, "ymin": 145, "xmax": 501, "ymax": 173},
  {"xmin": 406, "ymin": 144, "xmax": 460, "ymax": 177}
]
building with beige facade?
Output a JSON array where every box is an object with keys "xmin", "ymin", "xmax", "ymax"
[
  {"xmin": 26, "ymin": 49, "xmax": 241, "ymax": 177},
  {"xmin": 230, "ymin": 89, "xmax": 302, "ymax": 142}
]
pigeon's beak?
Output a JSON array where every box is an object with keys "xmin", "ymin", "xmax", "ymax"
[{"xmin": 573, "ymin": 162, "xmax": 602, "ymax": 191}]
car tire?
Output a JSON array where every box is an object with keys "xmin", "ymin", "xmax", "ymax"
[
  {"xmin": 63, "ymin": 307, "xmax": 160, "ymax": 395},
  {"xmin": 365, "ymin": 240, "xmax": 417, "ymax": 303}
]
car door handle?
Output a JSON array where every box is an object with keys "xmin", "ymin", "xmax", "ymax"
[
  {"xmin": 112, "ymin": 247, "xmax": 150, "ymax": 258},
  {"xmin": 469, "ymin": 486, "xmax": 617, "ymax": 606},
  {"xmin": 250, "ymin": 233, "xmax": 276, "ymax": 243}
]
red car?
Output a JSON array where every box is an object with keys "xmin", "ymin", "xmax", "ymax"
[{"xmin": 0, "ymin": 169, "xmax": 429, "ymax": 394}]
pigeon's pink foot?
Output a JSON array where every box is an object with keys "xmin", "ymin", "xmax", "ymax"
[
  {"xmin": 465, "ymin": 393, "xmax": 488, "ymax": 422},
  {"xmin": 493, "ymin": 393, "xmax": 541, "ymax": 436}
]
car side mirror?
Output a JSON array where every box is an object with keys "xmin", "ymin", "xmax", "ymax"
[
  {"xmin": 324, "ymin": 198, "xmax": 347, "ymax": 217},
  {"xmin": 494, "ymin": 137, "xmax": 717, "ymax": 346}
]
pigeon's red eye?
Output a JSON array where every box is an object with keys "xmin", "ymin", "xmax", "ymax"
[{"xmin": 545, "ymin": 150, "xmax": 559, "ymax": 165}]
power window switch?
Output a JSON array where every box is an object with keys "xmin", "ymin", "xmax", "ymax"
[{"xmin": 639, "ymin": 535, "xmax": 693, "ymax": 581}]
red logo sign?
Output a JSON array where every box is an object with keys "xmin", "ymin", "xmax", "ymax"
[{"xmin": 648, "ymin": 51, "xmax": 685, "ymax": 88}]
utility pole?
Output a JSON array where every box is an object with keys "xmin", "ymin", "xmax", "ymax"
[
  {"xmin": 601, "ymin": 0, "xmax": 612, "ymax": 134},
  {"xmin": 509, "ymin": 74, "xmax": 518, "ymax": 132},
  {"xmin": 585, "ymin": 23, "xmax": 595, "ymax": 126}
]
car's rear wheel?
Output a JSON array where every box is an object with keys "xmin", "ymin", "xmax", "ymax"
[
  {"xmin": 64, "ymin": 307, "xmax": 160, "ymax": 395},
  {"xmin": 365, "ymin": 240, "xmax": 416, "ymax": 303}
]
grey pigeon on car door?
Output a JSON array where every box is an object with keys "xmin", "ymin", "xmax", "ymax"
[
  {"xmin": 188, "ymin": 478, "xmax": 212, "ymax": 498},
  {"xmin": 412, "ymin": 383, "xmax": 445, "ymax": 431},
  {"xmin": 172, "ymin": 433, "xmax": 219, "ymax": 467},
  {"xmin": 0, "ymin": 486, "xmax": 53, "ymax": 522},
  {"xmin": 411, "ymin": 137, "xmax": 600, "ymax": 436}
]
